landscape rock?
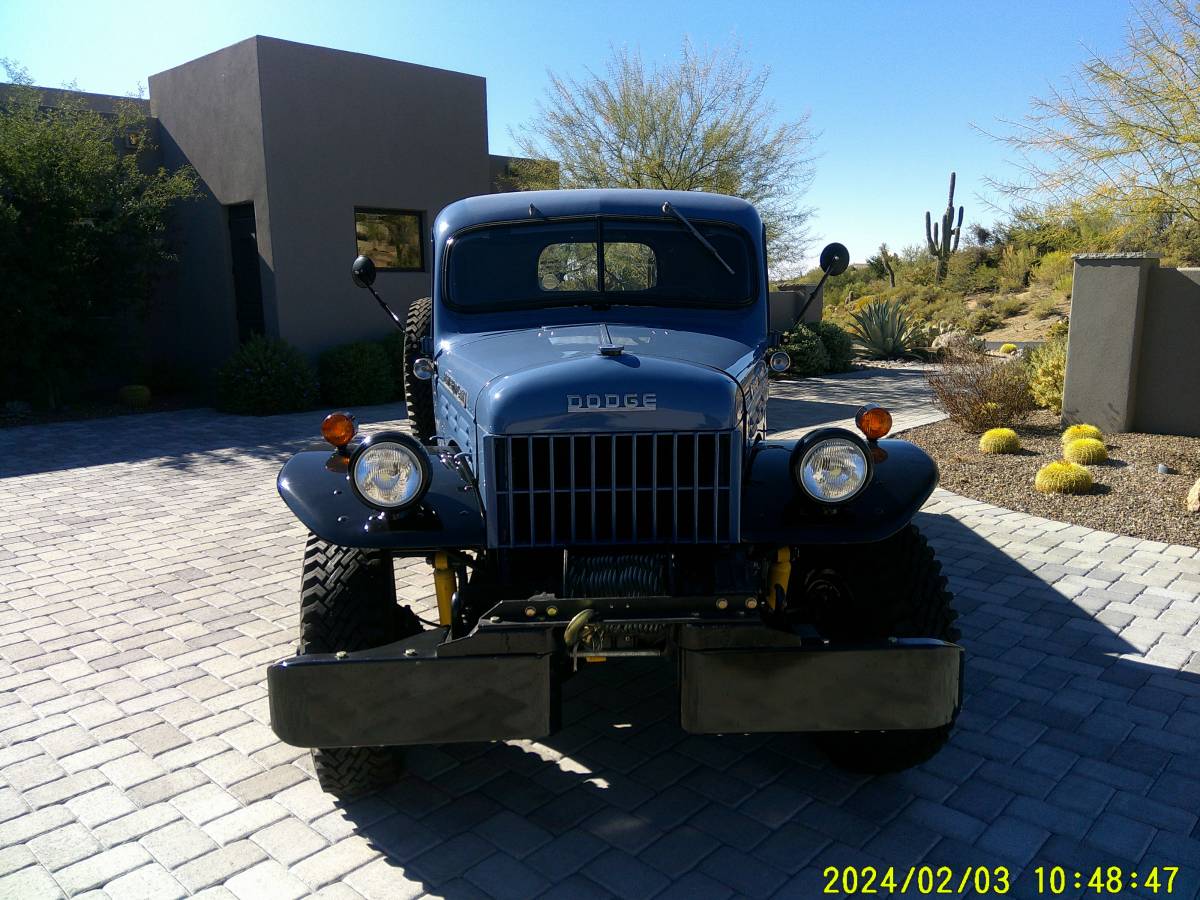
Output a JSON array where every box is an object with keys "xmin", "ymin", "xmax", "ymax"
[{"xmin": 1188, "ymin": 477, "xmax": 1200, "ymax": 514}]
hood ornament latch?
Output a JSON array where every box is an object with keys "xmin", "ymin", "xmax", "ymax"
[{"xmin": 597, "ymin": 323, "xmax": 625, "ymax": 356}]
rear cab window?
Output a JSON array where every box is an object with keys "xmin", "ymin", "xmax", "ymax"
[{"xmin": 446, "ymin": 217, "xmax": 754, "ymax": 312}]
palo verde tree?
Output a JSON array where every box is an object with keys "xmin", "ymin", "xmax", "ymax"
[
  {"xmin": 511, "ymin": 40, "xmax": 816, "ymax": 272},
  {"xmin": 0, "ymin": 61, "xmax": 198, "ymax": 407},
  {"xmin": 991, "ymin": 0, "xmax": 1200, "ymax": 229}
]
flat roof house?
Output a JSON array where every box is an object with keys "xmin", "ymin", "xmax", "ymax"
[
  {"xmin": 148, "ymin": 36, "xmax": 524, "ymax": 376},
  {"xmin": 8, "ymin": 36, "xmax": 532, "ymax": 379}
]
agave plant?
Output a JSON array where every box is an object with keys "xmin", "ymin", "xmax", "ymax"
[{"xmin": 848, "ymin": 299, "xmax": 926, "ymax": 360}]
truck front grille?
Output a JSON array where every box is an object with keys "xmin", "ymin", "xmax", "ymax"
[{"xmin": 489, "ymin": 432, "xmax": 737, "ymax": 547}]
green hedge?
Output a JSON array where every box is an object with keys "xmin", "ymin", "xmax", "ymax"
[
  {"xmin": 318, "ymin": 341, "xmax": 395, "ymax": 407},
  {"xmin": 216, "ymin": 336, "xmax": 318, "ymax": 415},
  {"xmin": 379, "ymin": 331, "xmax": 407, "ymax": 400}
]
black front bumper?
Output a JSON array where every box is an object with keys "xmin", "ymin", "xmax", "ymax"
[{"xmin": 268, "ymin": 618, "xmax": 962, "ymax": 748}]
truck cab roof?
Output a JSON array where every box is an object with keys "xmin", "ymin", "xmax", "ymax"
[{"xmin": 435, "ymin": 188, "xmax": 764, "ymax": 240}]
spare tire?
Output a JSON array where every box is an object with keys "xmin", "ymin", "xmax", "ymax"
[{"xmin": 403, "ymin": 296, "xmax": 435, "ymax": 443}]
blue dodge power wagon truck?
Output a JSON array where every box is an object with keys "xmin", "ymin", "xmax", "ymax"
[{"xmin": 267, "ymin": 188, "xmax": 963, "ymax": 796}]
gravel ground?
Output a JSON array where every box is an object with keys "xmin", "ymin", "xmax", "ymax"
[
  {"xmin": 852, "ymin": 358, "xmax": 939, "ymax": 371},
  {"xmin": 898, "ymin": 409, "xmax": 1200, "ymax": 548}
]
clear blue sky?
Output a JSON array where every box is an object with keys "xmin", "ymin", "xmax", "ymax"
[{"xmin": 1, "ymin": 0, "xmax": 1134, "ymax": 267}]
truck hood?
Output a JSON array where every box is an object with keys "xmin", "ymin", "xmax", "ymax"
[{"xmin": 440, "ymin": 324, "xmax": 755, "ymax": 434}]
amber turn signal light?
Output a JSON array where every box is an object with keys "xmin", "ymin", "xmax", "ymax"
[
  {"xmin": 321, "ymin": 412, "xmax": 357, "ymax": 449},
  {"xmin": 855, "ymin": 404, "xmax": 892, "ymax": 441}
]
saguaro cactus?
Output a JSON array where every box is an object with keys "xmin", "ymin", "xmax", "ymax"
[
  {"xmin": 925, "ymin": 172, "xmax": 964, "ymax": 282},
  {"xmin": 877, "ymin": 242, "xmax": 897, "ymax": 287}
]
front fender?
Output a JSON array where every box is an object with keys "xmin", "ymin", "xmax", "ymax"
[
  {"xmin": 741, "ymin": 437, "xmax": 938, "ymax": 545},
  {"xmin": 277, "ymin": 444, "xmax": 486, "ymax": 552}
]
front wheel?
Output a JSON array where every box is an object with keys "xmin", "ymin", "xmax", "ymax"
[
  {"xmin": 800, "ymin": 524, "xmax": 961, "ymax": 773},
  {"xmin": 297, "ymin": 535, "xmax": 420, "ymax": 796}
]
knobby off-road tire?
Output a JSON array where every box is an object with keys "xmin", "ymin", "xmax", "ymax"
[
  {"xmin": 298, "ymin": 534, "xmax": 420, "ymax": 796},
  {"xmin": 403, "ymin": 296, "xmax": 435, "ymax": 444},
  {"xmin": 805, "ymin": 524, "xmax": 961, "ymax": 773}
]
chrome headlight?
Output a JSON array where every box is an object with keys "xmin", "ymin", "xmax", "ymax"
[
  {"xmin": 351, "ymin": 433, "xmax": 430, "ymax": 509},
  {"xmin": 794, "ymin": 432, "xmax": 871, "ymax": 503}
]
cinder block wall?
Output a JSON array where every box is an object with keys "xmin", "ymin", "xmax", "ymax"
[{"xmin": 1062, "ymin": 254, "xmax": 1200, "ymax": 437}]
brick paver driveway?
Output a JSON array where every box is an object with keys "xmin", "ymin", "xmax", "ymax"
[{"xmin": 3, "ymin": 369, "xmax": 1200, "ymax": 898}]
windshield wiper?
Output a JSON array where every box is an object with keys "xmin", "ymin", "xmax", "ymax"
[{"xmin": 660, "ymin": 201, "xmax": 735, "ymax": 275}]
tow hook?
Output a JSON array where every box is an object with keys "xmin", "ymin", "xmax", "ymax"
[{"xmin": 564, "ymin": 608, "xmax": 595, "ymax": 648}]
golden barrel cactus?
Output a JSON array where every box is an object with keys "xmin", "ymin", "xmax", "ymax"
[
  {"xmin": 1061, "ymin": 423, "xmax": 1102, "ymax": 445},
  {"xmin": 979, "ymin": 427, "xmax": 1020, "ymax": 454},
  {"xmin": 1064, "ymin": 437, "xmax": 1107, "ymax": 464},
  {"xmin": 999, "ymin": 343, "xmax": 1018, "ymax": 355},
  {"xmin": 1035, "ymin": 460, "xmax": 1093, "ymax": 494}
]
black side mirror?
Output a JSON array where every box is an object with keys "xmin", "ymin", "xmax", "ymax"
[
  {"xmin": 351, "ymin": 255, "xmax": 377, "ymax": 288},
  {"xmin": 793, "ymin": 242, "xmax": 850, "ymax": 324},
  {"xmin": 819, "ymin": 243, "xmax": 850, "ymax": 277}
]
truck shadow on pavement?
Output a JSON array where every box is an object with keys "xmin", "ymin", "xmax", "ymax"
[
  {"xmin": 333, "ymin": 511, "xmax": 1200, "ymax": 899},
  {"xmin": 0, "ymin": 403, "xmax": 410, "ymax": 478}
]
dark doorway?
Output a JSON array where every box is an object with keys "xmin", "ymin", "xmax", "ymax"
[{"xmin": 227, "ymin": 203, "xmax": 265, "ymax": 342}]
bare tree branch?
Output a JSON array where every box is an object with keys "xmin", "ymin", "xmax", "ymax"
[{"xmin": 986, "ymin": 0, "xmax": 1200, "ymax": 225}]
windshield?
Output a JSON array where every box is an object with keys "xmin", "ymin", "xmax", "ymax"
[{"xmin": 445, "ymin": 217, "xmax": 755, "ymax": 312}]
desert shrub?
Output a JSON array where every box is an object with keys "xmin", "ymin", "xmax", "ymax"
[
  {"xmin": 379, "ymin": 331, "xmax": 406, "ymax": 398},
  {"xmin": 926, "ymin": 348, "xmax": 1034, "ymax": 432},
  {"xmin": 217, "ymin": 336, "xmax": 318, "ymax": 415},
  {"xmin": 898, "ymin": 246, "xmax": 940, "ymax": 285},
  {"xmin": 999, "ymin": 343, "xmax": 1018, "ymax": 355},
  {"xmin": 1027, "ymin": 337, "xmax": 1067, "ymax": 413},
  {"xmin": 964, "ymin": 308, "xmax": 1000, "ymax": 335},
  {"xmin": 1052, "ymin": 272, "xmax": 1073, "ymax": 296},
  {"xmin": 1064, "ymin": 437, "xmax": 1107, "ymax": 464},
  {"xmin": 998, "ymin": 245, "xmax": 1037, "ymax": 292},
  {"xmin": 994, "ymin": 295, "xmax": 1026, "ymax": 318},
  {"xmin": 782, "ymin": 325, "xmax": 829, "ymax": 377},
  {"xmin": 945, "ymin": 249, "xmax": 999, "ymax": 294},
  {"xmin": 1047, "ymin": 317, "xmax": 1070, "ymax": 340},
  {"xmin": 1035, "ymin": 460, "xmax": 1093, "ymax": 494},
  {"xmin": 1032, "ymin": 295, "xmax": 1061, "ymax": 319},
  {"xmin": 319, "ymin": 341, "xmax": 395, "ymax": 406},
  {"xmin": 1034, "ymin": 250, "xmax": 1073, "ymax": 287},
  {"xmin": 930, "ymin": 329, "xmax": 985, "ymax": 356},
  {"xmin": 979, "ymin": 427, "xmax": 1020, "ymax": 454},
  {"xmin": 1062, "ymin": 423, "xmax": 1102, "ymax": 445},
  {"xmin": 815, "ymin": 321, "xmax": 854, "ymax": 372},
  {"xmin": 849, "ymin": 299, "xmax": 926, "ymax": 359},
  {"xmin": 118, "ymin": 384, "xmax": 151, "ymax": 409},
  {"xmin": 871, "ymin": 283, "xmax": 967, "ymax": 327}
]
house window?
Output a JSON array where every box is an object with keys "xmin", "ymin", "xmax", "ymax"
[{"xmin": 354, "ymin": 209, "xmax": 424, "ymax": 271}]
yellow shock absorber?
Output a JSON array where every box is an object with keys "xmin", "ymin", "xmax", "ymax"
[
  {"xmin": 767, "ymin": 547, "xmax": 792, "ymax": 611},
  {"xmin": 432, "ymin": 552, "xmax": 455, "ymax": 627}
]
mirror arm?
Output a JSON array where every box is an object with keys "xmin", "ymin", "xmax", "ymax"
[
  {"xmin": 795, "ymin": 271, "xmax": 829, "ymax": 324},
  {"xmin": 365, "ymin": 284, "xmax": 405, "ymax": 330}
]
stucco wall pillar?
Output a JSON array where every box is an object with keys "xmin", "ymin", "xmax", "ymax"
[
  {"xmin": 768, "ymin": 285, "xmax": 823, "ymax": 332},
  {"xmin": 1062, "ymin": 253, "xmax": 1158, "ymax": 432}
]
